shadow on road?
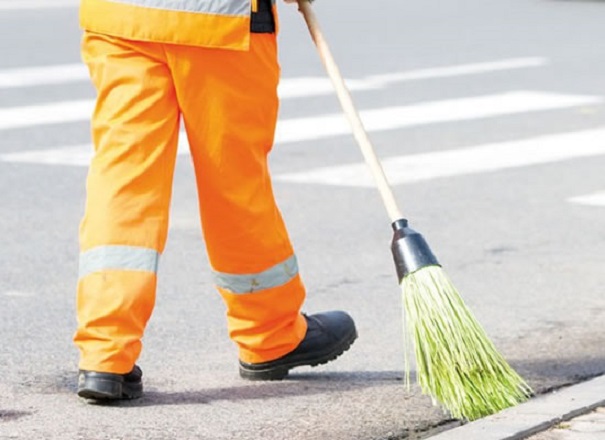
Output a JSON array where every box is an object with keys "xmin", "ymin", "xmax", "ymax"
[
  {"xmin": 29, "ymin": 355, "xmax": 605, "ymax": 409},
  {"xmin": 83, "ymin": 370, "xmax": 406, "ymax": 408},
  {"xmin": 0, "ymin": 410, "xmax": 33, "ymax": 423},
  {"xmin": 514, "ymin": 356, "xmax": 605, "ymax": 395}
]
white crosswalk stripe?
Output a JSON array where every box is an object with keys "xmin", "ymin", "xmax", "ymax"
[
  {"xmin": 275, "ymin": 128, "xmax": 605, "ymax": 187},
  {"xmin": 568, "ymin": 191, "xmax": 605, "ymax": 207},
  {"xmin": 0, "ymin": 100, "xmax": 93, "ymax": 131},
  {"xmin": 0, "ymin": 0, "xmax": 77, "ymax": 10},
  {"xmin": 275, "ymin": 57, "xmax": 547, "ymax": 98},
  {"xmin": 0, "ymin": 90, "xmax": 599, "ymax": 136},
  {"xmin": 275, "ymin": 91, "xmax": 601, "ymax": 144},
  {"xmin": 0, "ymin": 58, "xmax": 546, "ymax": 90},
  {"xmin": 1, "ymin": 144, "xmax": 95, "ymax": 167},
  {"xmin": 0, "ymin": 64, "xmax": 88, "ymax": 89}
]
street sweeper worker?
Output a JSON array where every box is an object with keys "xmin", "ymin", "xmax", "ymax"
[{"xmin": 74, "ymin": 0, "xmax": 358, "ymax": 400}]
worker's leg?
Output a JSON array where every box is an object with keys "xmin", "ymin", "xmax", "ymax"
[
  {"xmin": 74, "ymin": 32, "xmax": 180, "ymax": 374},
  {"xmin": 166, "ymin": 34, "xmax": 307, "ymax": 364}
]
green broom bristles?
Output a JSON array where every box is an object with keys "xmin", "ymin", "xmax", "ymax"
[{"xmin": 401, "ymin": 265, "xmax": 532, "ymax": 421}]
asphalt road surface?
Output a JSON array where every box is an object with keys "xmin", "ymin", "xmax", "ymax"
[{"xmin": 1, "ymin": 0, "xmax": 604, "ymax": 439}]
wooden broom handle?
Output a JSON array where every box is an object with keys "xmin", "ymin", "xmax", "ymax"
[{"xmin": 297, "ymin": 0, "xmax": 403, "ymax": 222}]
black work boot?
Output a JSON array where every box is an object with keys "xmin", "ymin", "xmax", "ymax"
[
  {"xmin": 239, "ymin": 311, "xmax": 357, "ymax": 381},
  {"xmin": 77, "ymin": 365, "xmax": 143, "ymax": 401}
]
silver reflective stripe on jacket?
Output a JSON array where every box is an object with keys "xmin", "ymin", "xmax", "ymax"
[
  {"xmin": 213, "ymin": 255, "xmax": 299, "ymax": 294},
  {"xmin": 79, "ymin": 245, "xmax": 159, "ymax": 279},
  {"xmin": 108, "ymin": 0, "xmax": 250, "ymax": 16}
]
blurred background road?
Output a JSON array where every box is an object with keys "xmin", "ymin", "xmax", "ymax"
[{"xmin": 1, "ymin": 0, "xmax": 604, "ymax": 438}]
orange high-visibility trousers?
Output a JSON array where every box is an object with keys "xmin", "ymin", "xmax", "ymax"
[{"xmin": 74, "ymin": 32, "xmax": 307, "ymax": 374}]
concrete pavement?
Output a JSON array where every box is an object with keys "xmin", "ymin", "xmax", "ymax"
[{"xmin": 528, "ymin": 408, "xmax": 605, "ymax": 440}]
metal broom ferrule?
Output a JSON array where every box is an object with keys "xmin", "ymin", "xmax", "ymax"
[{"xmin": 391, "ymin": 218, "xmax": 440, "ymax": 282}]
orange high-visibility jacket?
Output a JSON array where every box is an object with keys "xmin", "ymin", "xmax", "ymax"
[{"xmin": 80, "ymin": 0, "xmax": 271, "ymax": 50}]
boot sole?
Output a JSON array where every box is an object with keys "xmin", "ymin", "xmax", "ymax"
[
  {"xmin": 78, "ymin": 375, "xmax": 143, "ymax": 401},
  {"xmin": 239, "ymin": 328, "xmax": 358, "ymax": 381}
]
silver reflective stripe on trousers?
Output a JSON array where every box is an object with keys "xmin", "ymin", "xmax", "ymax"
[
  {"xmin": 107, "ymin": 0, "xmax": 250, "ymax": 16},
  {"xmin": 79, "ymin": 245, "xmax": 160, "ymax": 279},
  {"xmin": 213, "ymin": 255, "xmax": 299, "ymax": 294}
]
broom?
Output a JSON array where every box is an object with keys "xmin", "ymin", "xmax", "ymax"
[{"xmin": 296, "ymin": 0, "xmax": 532, "ymax": 421}]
